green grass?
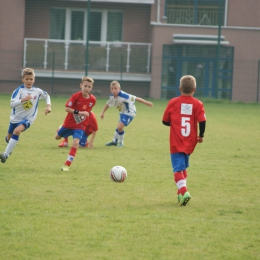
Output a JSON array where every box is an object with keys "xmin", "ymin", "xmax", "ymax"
[{"xmin": 0, "ymin": 94, "xmax": 260, "ymax": 260}]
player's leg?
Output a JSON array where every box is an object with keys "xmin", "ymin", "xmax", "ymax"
[
  {"xmin": 0, "ymin": 121, "xmax": 28, "ymax": 163},
  {"xmin": 5, "ymin": 133, "xmax": 12, "ymax": 143},
  {"xmin": 105, "ymin": 128, "xmax": 119, "ymax": 146},
  {"xmin": 56, "ymin": 125, "xmax": 69, "ymax": 147},
  {"xmin": 59, "ymin": 137, "xmax": 69, "ymax": 147},
  {"xmin": 61, "ymin": 130, "xmax": 82, "ymax": 171},
  {"xmin": 116, "ymin": 115, "xmax": 134, "ymax": 148},
  {"xmin": 171, "ymin": 153, "xmax": 191, "ymax": 206},
  {"xmin": 116, "ymin": 122, "xmax": 125, "ymax": 148},
  {"xmin": 79, "ymin": 132, "xmax": 88, "ymax": 148}
]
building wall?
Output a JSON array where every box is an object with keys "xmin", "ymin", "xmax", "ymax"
[
  {"xmin": 0, "ymin": 0, "xmax": 26, "ymax": 85},
  {"xmin": 227, "ymin": 0, "xmax": 260, "ymax": 27},
  {"xmin": 1, "ymin": 0, "xmax": 260, "ymax": 102},
  {"xmin": 25, "ymin": 0, "xmax": 151, "ymax": 43},
  {"xmin": 149, "ymin": 24, "xmax": 260, "ymax": 102}
]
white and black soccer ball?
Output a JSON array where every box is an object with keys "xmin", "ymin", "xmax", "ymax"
[{"xmin": 109, "ymin": 166, "xmax": 127, "ymax": 183}]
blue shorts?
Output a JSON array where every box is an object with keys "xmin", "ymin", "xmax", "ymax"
[
  {"xmin": 119, "ymin": 114, "xmax": 134, "ymax": 126},
  {"xmin": 58, "ymin": 127, "xmax": 84, "ymax": 140},
  {"xmin": 8, "ymin": 120, "xmax": 31, "ymax": 134},
  {"xmin": 79, "ymin": 132, "xmax": 88, "ymax": 146},
  {"xmin": 170, "ymin": 153, "xmax": 190, "ymax": 173}
]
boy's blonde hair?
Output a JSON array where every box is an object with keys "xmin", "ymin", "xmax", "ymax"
[
  {"xmin": 110, "ymin": 80, "xmax": 121, "ymax": 88},
  {"xmin": 22, "ymin": 68, "xmax": 35, "ymax": 78},
  {"xmin": 81, "ymin": 76, "xmax": 94, "ymax": 83},
  {"xmin": 180, "ymin": 75, "xmax": 196, "ymax": 94}
]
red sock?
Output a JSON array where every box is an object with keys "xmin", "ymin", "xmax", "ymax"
[
  {"xmin": 174, "ymin": 171, "xmax": 187, "ymax": 195},
  {"xmin": 183, "ymin": 169, "xmax": 188, "ymax": 179},
  {"xmin": 65, "ymin": 147, "xmax": 77, "ymax": 166},
  {"xmin": 64, "ymin": 137, "xmax": 68, "ymax": 142}
]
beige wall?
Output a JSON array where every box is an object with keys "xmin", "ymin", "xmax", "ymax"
[
  {"xmin": 227, "ymin": 0, "xmax": 260, "ymax": 27},
  {"xmin": 149, "ymin": 23, "xmax": 260, "ymax": 102},
  {"xmin": 25, "ymin": 1, "xmax": 151, "ymax": 43},
  {"xmin": 1, "ymin": 0, "xmax": 260, "ymax": 102},
  {"xmin": 0, "ymin": 0, "xmax": 25, "ymax": 83}
]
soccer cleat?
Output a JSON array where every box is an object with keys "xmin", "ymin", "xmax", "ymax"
[
  {"xmin": 0, "ymin": 153, "xmax": 8, "ymax": 163},
  {"xmin": 179, "ymin": 191, "xmax": 191, "ymax": 206},
  {"xmin": 105, "ymin": 141, "xmax": 117, "ymax": 146},
  {"xmin": 5, "ymin": 136, "xmax": 9, "ymax": 143},
  {"xmin": 117, "ymin": 142, "xmax": 124, "ymax": 148},
  {"xmin": 61, "ymin": 165, "xmax": 69, "ymax": 171},
  {"xmin": 59, "ymin": 141, "xmax": 68, "ymax": 147}
]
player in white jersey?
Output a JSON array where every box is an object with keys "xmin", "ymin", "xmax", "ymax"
[
  {"xmin": 100, "ymin": 80, "xmax": 153, "ymax": 148},
  {"xmin": 0, "ymin": 68, "xmax": 51, "ymax": 163}
]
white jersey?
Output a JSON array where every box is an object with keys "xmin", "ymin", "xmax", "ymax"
[
  {"xmin": 107, "ymin": 90, "xmax": 136, "ymax": 117},
  {"xmin": 9, "ymin": 85, "xmax": 51, "ymax": 124}
]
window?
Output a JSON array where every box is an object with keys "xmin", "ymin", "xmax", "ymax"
[
  {"xmin": 49, "ymin": 8, "xmax": 123, "ymax": 42},
  {"xmin": 107, "ymin": 11, "xmax": 123, "ymax": 41},
  {"xmin": 166, "ymin": 0, "xmax": 225, "ymax": 26},
  {"xmin": 71, "ymin": 11, "xmax": 84, "ymax": 40},
  {"xmin": 50, "ymin": 8, "xmax": 65, "ymax": 39},
  {"xmin": 161, "ymin": 44, "xmax": 234, "ymax": 99},
  {"xmin": 89, "ymin": 12, "xmax": 102, "ymax": 41}
]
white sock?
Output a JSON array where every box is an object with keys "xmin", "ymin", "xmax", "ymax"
[
  {"xmin": 5, "ymin": 138, "xmax": 18, "ymax": 156},
  {"xmin": 118, "ymin": 132, "xmax": 125, "ymax": 144},
  {"xmin": 112, "ymin": 130, "xmax": 119, "ymax": 143}
]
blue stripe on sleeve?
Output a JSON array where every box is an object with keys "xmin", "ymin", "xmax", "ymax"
[{"xmin": 11, "ymin": 85, "xmax": 24, "ymax": 99}]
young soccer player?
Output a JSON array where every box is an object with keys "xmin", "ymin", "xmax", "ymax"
[
  {"xmin": 162, "ymin": 75, "xmax": 206, "ymax": 206},
  {"xmin": 55, "ymin": 76, "xmax": 96, "ymax": 171},
  {"xmin": 58, "ymin": 111, "xmax": 98, "ymax": 148},
  {"xmin": 0, "ymin": 68, "xmax": 51, "ymax": 163},
  {"xmin": 100, "ymin": 80, "xmax": 153, "ymax": 148}
]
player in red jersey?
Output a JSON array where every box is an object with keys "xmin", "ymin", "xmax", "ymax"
[
  {"xmin": 55, "ymin": 76, "xmax": 96, "ymax": 171},
  {"xmin": 162, "ymin": 75, "xmax": 206, "ymax": 206},
  {"xmin": 58, "ymin": 111, "xmax": 98, "ymax": 148}
]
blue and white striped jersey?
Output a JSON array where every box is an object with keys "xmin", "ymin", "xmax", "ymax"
[
  {"xmin": 9, "ymin": 85, "xmax": 51, "ymax": 124},
  {"xmin": 107, "ymin": 90, "xmax": 137, "ymax": 117}
]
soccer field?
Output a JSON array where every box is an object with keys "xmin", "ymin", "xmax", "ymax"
[{"xmin": 0, "ymin": 94, "xmax": 259, "ymax": 259}]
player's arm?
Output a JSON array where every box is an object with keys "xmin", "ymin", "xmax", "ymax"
[
  {"xmin": 65, "ymin": 107, "xmax": 89, "ymax": 116},
  {"xmin": 197, "ymin": 121, "xmax": 206, "ymax": 143},
  {"xmin": 100, "ymin": 103, "xmax": 109, "ymax": 119},
  {"xmin": 87, "ymin": 131, "xmax": 96, "ymax": 148},
  {"xmin": 199, "ymin": 121, "xmax": 206, "ymax": 137},
  {"xmin": 135, "ymin": 97, "xmax": 153, "ymax": 107},
  {"xmin": 10, "ymin": 91, "xmax": 33, "ymax": 108},
  {"xmin": 162, "ymin": 120, "xmax": 170, "ymax": 126},
  {"xmin": 44, "ymin": 94, "xmax": 52, "ymax": 115}
]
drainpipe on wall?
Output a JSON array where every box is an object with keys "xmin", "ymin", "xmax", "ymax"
[{"xmin": 157, "ymin": 0, "xmax": 161, "ymax": 23}]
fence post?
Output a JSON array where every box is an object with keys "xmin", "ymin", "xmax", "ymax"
[
  {"xmin": 85, "ymin": 0, "xmax": 91, "ymax": 76},
  {"xmin": 257, "ymin": 60, "xmax": 260, "ymax": 103},
  {"xmin": 51, "ymin": 51, "xmax": 55, "ymax": 95}
]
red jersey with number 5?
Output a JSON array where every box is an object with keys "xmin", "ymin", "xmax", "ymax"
[
  {"xmin": 63, "ymin": 92, "xmax": 96, "ymax": 130},
  {"xmin": 162, "ymin": 95, "xmax": 206, "ymax": 155}
]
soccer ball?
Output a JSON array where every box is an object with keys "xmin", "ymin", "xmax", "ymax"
[{"xmin": 110, "ymin": 166, "xmax": 127, "ymax": 183}]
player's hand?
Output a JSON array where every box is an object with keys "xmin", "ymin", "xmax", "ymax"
[
  {"xmin": 22, "ymin": 94, "xmax": 33, "ymax": 102},
  {"xmin": 197, "ymin": 136, "xmax": 203, "ymax": 143},
  {"xmin": 79, "ymin": 111, "xmax": 89, "ymax": 116},
  {"xmin": 44, "ymin": 105, "xmax": 51, "ymax": 115},
  {"xmin": 147, "ymin": 101, "xmax": 153, "ymax": 107},
  {"xmin": 100, "ymin": 113, "xmax": 104, "ymax": 119},
  {"xmin": 88, "ymin": 142, "xmax": 94, "ymax": 149}
]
